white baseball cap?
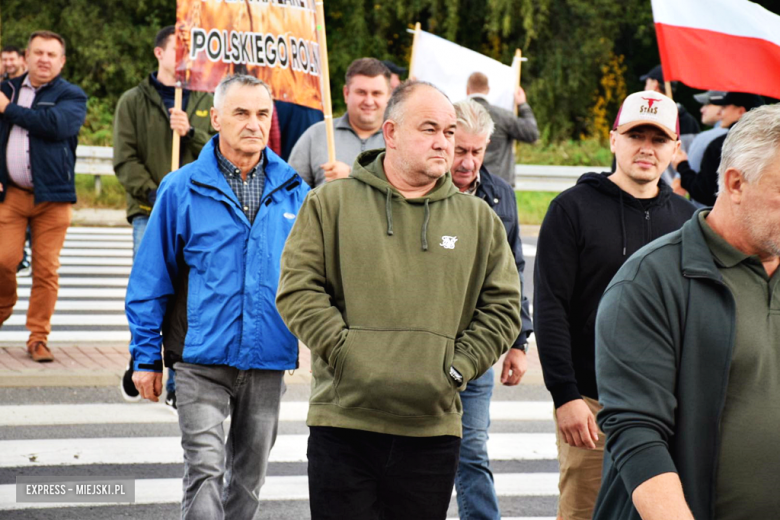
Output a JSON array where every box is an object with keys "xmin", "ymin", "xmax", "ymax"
[{"xmin": 613, "ymin": 90, "xmax": 679, "ymax": 140}]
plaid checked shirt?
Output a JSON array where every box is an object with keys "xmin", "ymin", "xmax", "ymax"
[
  {"xmin": 6, "ymin": 76, "xmax": 47, "ymax": 189},
  {"xmin": 214, "ymin": 140, "xmax": 265, "ymax": 224}
]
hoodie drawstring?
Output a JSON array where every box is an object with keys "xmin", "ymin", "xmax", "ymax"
[
  {"xmin": 619, "ymin": 191, "xmax": 627, "ymax": 257},
  {"xmin": 385, "ymin": 188, "xmax": 394, "ymax": 236},
  {"xmin": 421, "ymin": 199, "xmax": 430, "ymax": 251}
]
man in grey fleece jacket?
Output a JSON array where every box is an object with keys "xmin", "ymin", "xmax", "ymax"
[
  {"xmin": 466, "ymin": 72, "xmax": 538, "ymax": 187},
  {"xmin": 288, "ymin": 58, "xmax": 390, "ymax": 188}
]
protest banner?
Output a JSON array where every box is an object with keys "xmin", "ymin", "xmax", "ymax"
[
  {"xmin": 408, "ymin": 26, "xmax": 526, "ymax": 111},
  {"xmin": 652, "ymin": 0, "xmax": 780, "ymax": 100},
  {"xmin": 171, "ymin": 0, "xmax": 330, "ymax": 168}
]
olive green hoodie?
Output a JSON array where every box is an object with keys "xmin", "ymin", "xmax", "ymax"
[
  {"xmin": 277, "ymin": 150, "xmax": 521, "ymax": 437},
  {"xmin": 113, "ymin": 76, "xmax": 215, "ymax": 223}
]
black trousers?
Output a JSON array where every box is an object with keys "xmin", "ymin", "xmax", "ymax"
[{"xmin": 308, "ymin": 426, "xmax": 461, "ymax": 520}]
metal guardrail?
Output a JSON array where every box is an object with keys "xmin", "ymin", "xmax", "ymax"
[{"xmin": 75, "ymin": 146, "xmax": 608, "ymax": 194}]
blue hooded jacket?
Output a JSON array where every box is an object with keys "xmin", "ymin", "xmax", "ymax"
[{"xmin": 126, "ymin": 136, "xmax": 310, "ymax": 372}]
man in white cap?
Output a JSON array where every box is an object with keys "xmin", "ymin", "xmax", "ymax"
[{"xmin": 534, "ymin": 90, "xmax": 695, "ymax": 520}]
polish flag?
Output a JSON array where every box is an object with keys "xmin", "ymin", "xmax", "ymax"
[{"xmin": 652, "ymin": 0, "xmax": 780, "ymax": 99}]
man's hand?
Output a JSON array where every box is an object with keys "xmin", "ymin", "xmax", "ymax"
[
  {"xmin": 322, "ymin": 160, "xmax": 351, "ymax": 182},
  {"xmin": 500, "ymin": 348, "xmax": 527, "ymax": 386},
  {"xmin": 671, "ymin": 177, "xmax": 688, "ymax": 197},
  {"xmin": 672, "ymin": 148, "xmax": 688, "ymax": 170},
  {"xmin": 0, "ymin": 92, "xmax": 10, "ymax": 113},
  {"xmin": 132, "ymin": 371, "xmax": 163, "ymax": 402},
  {"xmin": 169, "ymin": 107, "xmax": 191, "ymax": 137},
  {"xmin": 514, "ymin": 86, "xmax": 527, "ymax": 106},
  {"xmin": 556, "ymin": 399, "xmax": 599, "ymax": 449}
]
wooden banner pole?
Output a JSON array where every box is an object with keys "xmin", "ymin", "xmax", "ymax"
[
  {"xmin": 408, "ymin": 22, "xmax": 421, "ymax": 79},
  {"xmin": 315, "ymin": 1, "xmax": 336, "ymax": 163},
  {"xmin": 664, "ymin": 81, "xmax": 673, "ymax": 100},
  {"xmin": 513, "ymin": 49, "xmax": 522, "ymax": 116},
  {"xmin": 171, "ymin": 86, "xmax": 183, "ymax": 172}
]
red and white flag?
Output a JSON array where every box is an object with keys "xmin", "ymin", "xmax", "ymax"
[{"xmin": 652, "ymin": 0, "xmax": 780, "ymax": 99}]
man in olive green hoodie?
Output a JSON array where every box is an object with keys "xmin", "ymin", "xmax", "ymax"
[
  {"xmin": 113, "ymin": 26, "xmax": 215, "ymax": 406},
  {"xmin": 277, "ymin": 81, "xmax": 521, "ymax": 520}
]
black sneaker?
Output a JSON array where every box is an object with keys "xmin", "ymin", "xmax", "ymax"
[
  {"xmin": 120, "ymin": 363, "xmax": 141, "ymax": 402},
  {"xmin": 165, "ymin": 390, "xmax": 177, "ymax": 413},
  {"xmin": 16, "ymin": 259, "xmax": 31, "ymax": 277}
]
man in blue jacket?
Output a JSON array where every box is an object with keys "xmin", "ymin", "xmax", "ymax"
[
  {"xmin": 451, "ymin": 99, "xmax": 533, "ymax": 519},
  {"xmin": 126, "ymin": 74, "xmax": 310, "ymax": 519},
  {"xmin": 0, "ymin": 31, "xmax": 87, "ymax": 362}
]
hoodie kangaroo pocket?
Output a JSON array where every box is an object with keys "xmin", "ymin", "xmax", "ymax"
[{"xmin": 334, "ymin": 328, "xmax": 457, "ymax": 417}]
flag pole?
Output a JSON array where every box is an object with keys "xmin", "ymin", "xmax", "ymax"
[
  {"xmin": 315, "ymin": 1, "xmax": 336, "ymax": 163},
  {"xmin": 171, "ymin": 85, "xmax": 182, "ymax": 172},
  {"xmin": 513, "ymin": 49, "xmax": 522, "ymax": 116},
  {"xmin": 664, "ymin": 81, "xmax": 673, "ymax": 100},
  {"xmin": 408, "ymin": 22, "xmax": 421, "ymax": 79}
]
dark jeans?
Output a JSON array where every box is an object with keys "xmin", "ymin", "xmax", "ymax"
[{"xmin": 308, "ymin": 426, "xmax": 461, "ymax": 520}]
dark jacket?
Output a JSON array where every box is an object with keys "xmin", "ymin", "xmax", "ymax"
[
  {"xmin": 113, "ymin": 75, "xmax": 215, "ymax": 222},
  {"xmin": 593, "ymin": 210, "xmax": 737, "ymax": 520},
  {"xmin": 678, "ymin": 127, "xmax": 731, "ymax": 207},
  {"xmin": 533, "ymin": 173, "xmax": 695, "ymax": 408},
  {"xmin": 476, "ymin": 167, "xmax": 533, "ymax": 348},
  {"xmin": 472, "ymin": 96, "xmax": 538, "ymax": 186},
  {"xmin": 0, "ymin": 73, "xmax": 88, "ymax": 204}
]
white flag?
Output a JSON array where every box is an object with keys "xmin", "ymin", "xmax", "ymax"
[{"xmin": 410, "ymin": 30, "xmax": 517, "ymax": 111}]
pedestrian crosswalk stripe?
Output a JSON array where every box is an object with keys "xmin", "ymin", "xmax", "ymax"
[
  {"xmin": 59, "ymin": 257, "xmax": 133, "ymax": 266},
  {"xmin": 17, "ymin": 288, "xmax": 126, "ymax": 298},
  {"xmin": 0, "ymin": 433, "xmax": 556, "ymax": 468},
  {"xmin": 58, "ymin": 266, "xmax": 132, "ymax": 275},
  {"xmin": 59, "ymin": 249, "xmax": 132, "ymax": 257},
  {"xmin": 13, "ymin": 300, "xmax": 126, "ymax": 311},
  {"xmin": 0, "ymin": 475, "xmax": 558, "ymax": 510},
  {"xmin": 64, "ymin": 241, "xmax": 134, "ymax": 249},
  {"xmin": 4, "ymin": 315, "xmax": 128, "ymax": 326},
  {"xmin": 0, "ymin": 401, "xmax": 554, "ymax": 427},
  {"xmin": 68, "ymin": 227, "xmax": 133, "ymax": 234},
  {"xmin": 17, "ymin": 277, "xmax": 130, "ymax": 287},
  {"xmin": 0, "ymin": 331, "xmax": 130, "ymax": 342},
  {"xmin": 65, "ymin": 234, "xmax": 133, "ymax": 242}
]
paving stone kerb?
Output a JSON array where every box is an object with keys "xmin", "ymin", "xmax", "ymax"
[{"xmin": 0, "ymin": 341, "xmax": 543, "ymax": 388}]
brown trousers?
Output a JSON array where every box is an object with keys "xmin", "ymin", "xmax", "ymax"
[
  {"xmin": 0, "ymin": 186, "xmax": 71, "ymax": 346},
  {"xmin": 554, "ymin": 396, "xmax": 606, "ymax": 520}
]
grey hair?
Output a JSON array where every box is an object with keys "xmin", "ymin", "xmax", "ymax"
[
  {"xmin": 454, "ymin": 99, "xmax": 495, "ymax": 137},
  {"xmin": 213, "ymin": 74, "xmax": 273, "ymax": 112},
  {"xmin": 718, "ymin": 104, "xmax": 780, "ymax": 193},
  {"xmin": 383, "ymin": 80, "xmax": 451, "ymax": 126}
]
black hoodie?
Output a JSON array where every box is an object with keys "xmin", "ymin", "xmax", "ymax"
[{"xmin": 533, "ymin": 172, "xmax": 695, "ymax": 408}]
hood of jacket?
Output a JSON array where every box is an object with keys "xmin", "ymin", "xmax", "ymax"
[{"xmin": 350, "ymin": 149, "xmax": 460, "ymax": 250}]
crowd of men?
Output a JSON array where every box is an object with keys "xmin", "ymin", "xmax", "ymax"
[{"xmin": 0, "ymin": 25, "xmax": 777, "ymax": 520}]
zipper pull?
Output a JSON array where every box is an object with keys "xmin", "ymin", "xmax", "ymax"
[{"xmin": 645, "ymin": 211, "xmax": 650, "ymax": 221}]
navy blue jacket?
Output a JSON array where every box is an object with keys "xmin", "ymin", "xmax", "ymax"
[
  {"xmin": 0, "ymin": 73, "xmax": 88, "ymax": 204},
  {"xmin": 126, "ymin": 136, "xmax": 310, "ymax": 372},
  {"xmin": 476, "ymin": 167, "xmax": 533, "ymax": 348}
]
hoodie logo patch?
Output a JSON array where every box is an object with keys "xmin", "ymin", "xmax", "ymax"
[
  {"xmin": 440, "ymin": 236, "xmax": 458, "ymax": 249},
  {"xmin": 196, "ymin": 110, "xmax": 209, "ymax": 117}
]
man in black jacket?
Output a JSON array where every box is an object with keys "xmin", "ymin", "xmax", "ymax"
[
  {"xmin": 451, "ymin": 99, "xmax": 533, "ymax": 519},
  {"xmin": 534, "ymin": 91, "xmax": 695, "ymax": 520},
  {"xmin": 0, "ymin": 31, "xmax": 87, "ymax": 363},
  {"xmin": 673, "ymin": 92, "xmax": 765, "ymax": 207}
]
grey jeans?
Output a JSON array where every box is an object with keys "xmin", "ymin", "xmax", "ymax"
[{"xmin": 174, "ymin": 362, "xmax": 286, "ymax": 520}]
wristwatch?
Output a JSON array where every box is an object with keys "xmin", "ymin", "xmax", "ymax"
[
  {"xmin": 185, "ymin": 126, "xmax": 195, "ymax": 139},
  {"xmin": 449, "ymin": 366, "xmax": 463, "ymax": 384}
]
